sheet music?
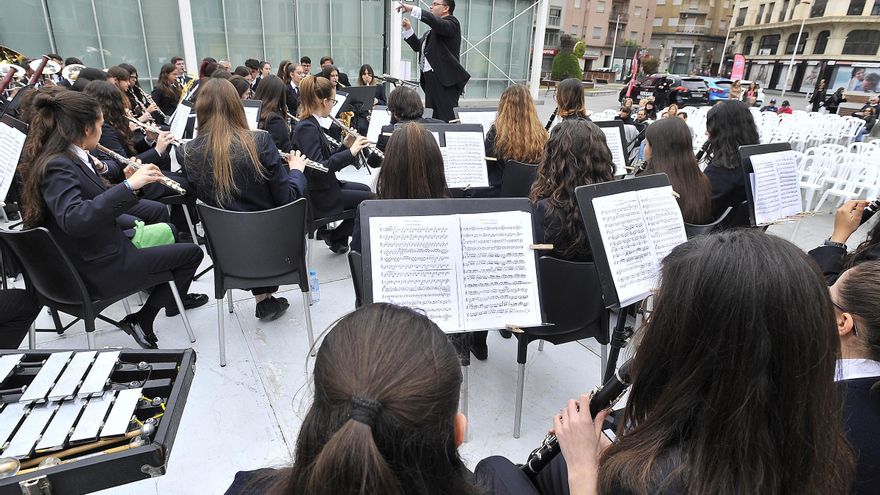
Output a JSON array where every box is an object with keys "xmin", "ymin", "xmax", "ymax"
[
  {"xmin": 749, "ymin": 150, "xmax": 802, "ymax": 225},
  {"xmin": 367, "ymin": 106, "xmax": 391, "ymax": 144},
  {"xmin": 456, "ymin": 111, "xmax": 497, "ymax": 136},
  {"xmin": 0, "ymin": 123, "xmax": 26, "ymax": 202},
  {"xmin": 318, "ymin": 92, "xmax": 348, "ymax": 130},
  {"xmin": 459, "ymin": 212, "xmax": 542, "ymax": 329},
  {"xmin": 440, "ymin": 131, "xmax": 490, "ymax": 188},
  {"xmin": 169, "ymin": 103, "xmax": 191, "ymax": 141},
  {"xmin": 591, "ymin": 185, "xmax": 686, "ymax": 306},
  {"xmin": 599, "ymin": 126, "xmax": 627, "ymax": 176},
  {"xmin": 370, "ymin": 215, "xmax": 462, "ymax": 331},
  {"xmin": 244, "ymin": 106, "xmax": 260, "ymax": 131}
]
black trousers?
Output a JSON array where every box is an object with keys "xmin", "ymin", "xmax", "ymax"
[
  {"xmin": 0, "ymin": 289, "xmax": 41, "ymax": 349},
  {"xmin": 423, "ymin": 70, "xmax": 461, "ymax": 123},
  {"xmin": 128, "ymin": 243, "xmax": 204, "ymax": 314},
  {"xmin": 324, "ymin": 182, "xmax": 374, "ymax": 244},
  {"xmin": 475, "ymin": 454, "xmax": 571, "ymax": 495}
]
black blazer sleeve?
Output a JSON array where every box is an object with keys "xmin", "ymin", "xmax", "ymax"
[
  {"xmin": 419, "ymin": 10, "xmax": 460, "ymax": 39},
  {"xmin": 261, "ymin": 113, "xmax": 293, "ymax": 153},
  {"xmin": 256, "ymin": 132, "xmax": 307, "ymax": 204},
  {"xmin": 292, "ymin": 118, "xmax": 356, "ymax": 174},
  {"xmin": 808, "ymin": 245, "xmax": 847, "ymax": 284},
  {"xmin": 404, "ymin": 32, "xmax": 423, "ymax": 54}
]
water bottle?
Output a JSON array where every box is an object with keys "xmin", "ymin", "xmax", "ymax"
[{"xmin": 308, "ymin": 270, "xmax": 320, "ymax": 304}]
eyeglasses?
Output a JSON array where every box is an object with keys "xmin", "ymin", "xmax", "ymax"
[
  {"xmin": 831, "ymin": 300, "xmax": 860, "ymax": 337},
  {"xmin": 431, "ymin": 1, "xmax": 446, "ymax": 6}
]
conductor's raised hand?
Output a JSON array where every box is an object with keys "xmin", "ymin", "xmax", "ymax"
[
  {"xmin": 349, "ymin": 136, "xmax": 369, "ymax": 157},
  {"xmin": 127, "ymin": 164, "xmax": 165, "ymax": 190},
  {"xmin": 402, "ymin": 18, "xmax": 412, "ymax": 30},
  {"xmin": 396, "ymin": 2, "xmax": 414, "ymax": 14}
]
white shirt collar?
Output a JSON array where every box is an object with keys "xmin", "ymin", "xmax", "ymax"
[
  {"xmin": 835, "ymin": 358, "xmax": 880, "ymax": 381},
  {"xmin": 68, "ymin": 145, "xmax": 99, "ymax": 176}
]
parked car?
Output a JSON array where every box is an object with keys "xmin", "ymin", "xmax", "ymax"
[
  {"xmin": 703, "ymin": 78, "xmax": 766, "ymax": 106},
  {"xmin": 621, "ymin": 74, "xmax": 710, "ymax": 107}
]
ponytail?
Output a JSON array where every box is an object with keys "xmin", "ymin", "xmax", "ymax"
[{"xmin": 298, "ymin": 76, "xmax": 333, "ymax": 121}]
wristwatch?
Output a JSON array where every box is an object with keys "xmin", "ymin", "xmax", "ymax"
[{"xmin": 822, "ymin": 238, "xmax": 847, "ymax": 250}]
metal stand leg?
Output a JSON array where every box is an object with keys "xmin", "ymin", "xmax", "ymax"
[
  {"xmin": 121, "ymin": 298, "xmax": 132, "ymax": 315},
  {"xmin": 514, "ymin": 362, "xmax": 525, "ymax": 438},
  {"xmin": 86, "ymin": 331, "xmax": 96, "ymax": 350},
  {"xmin": 461, "ymin": 363, "xmax": 469, "ymax": 442},
  {"xmin": 28, "ymin": 324, "xmax": 36, "ymax": 350},
  {"xmin": 168, "ymin": 282, "xmax": 196, "ymax": 343},
  {"xmin": 601, "ymin": 344, "xmax": 608, "ymax": 377},
  {"xmin": 227, "ymin": 291, "xmax": 233, "ymax": 314},
  {"xmin": 604, "ymin": 304, "xmax": 635, "ymax": 383},
  {"xmin": 136, "ymin": 291, "xmax": 144, "ymax": 306},
  {"xmin": 302, "ymin": 292, "xmax": 316, "ymax": 357},
  {"xmin": 537, "ymin": 340, "xmax": 545, "ymax": 351},
  {"xmin": 217, "ymin": 300, "xmax": 226, "ymax": 367},
  {"xmin": 181, "ymin": 205, "xmax": 198, "ymax": 244}
]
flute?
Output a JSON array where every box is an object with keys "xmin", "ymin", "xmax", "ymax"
[
  {"xmin": 278, "ymin": 150, "xmax": 329, "ymax": 173},
  {"xmin": 327, "ymin": 114, "xmax": 384, "ymax": 160},
  {"xmin": 287, "ymin": 112, "xmax": 342, "ymax": 148},
  {"xmin": 95, "ymin": 144, "xmax": 187, "ymax": 195},
  {"xmin": 127, "ymin": 117, "xmax": 184, "ymax": 146}
]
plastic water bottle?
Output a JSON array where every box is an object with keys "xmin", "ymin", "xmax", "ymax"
[{"xmin": 309, "ymin": 270, "xmax": 320, "ymax": 304}]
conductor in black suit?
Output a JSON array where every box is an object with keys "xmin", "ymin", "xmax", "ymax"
[{"xmin": 397, "ymin": 0, "xmax": 470, "ymax": 123}]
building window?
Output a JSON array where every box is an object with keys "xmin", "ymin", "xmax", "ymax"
[
  {"xmin": 810, "ymin": 0, "xmax": 828, "ymax": 17},
  {"xmin": 784, "ymin": 31, "xmax": 809, "ymax": 54},
  {"xmin": 571, "ymin": 25, "xmax": 579, "ymax": 35},
  {"xmin": 720, "ymin": 20, "xmax": 726, "ymax": 29},
  {"xmin": 814, "ymin": 30, "xmax": 831, "ymax": 54},
  {"xmin": 635, "ymin": 6, "xmax": 643, "ymax": 16},
  {"xmin": 873, "ymin": 0, "xmax": 880, "ymax": 14},
  {"xmin": 544, "ymin": 32, "xmax": 561, "ymax": 45},
  {"xmin": 574, "ymin": 0, "xmax": 582, "ymax": 7},
  {"xmin": 736, "ymin": 7, "xmax": 748, "ymax": 26},
  {"xmin": 848, "ymin": 0, "xmax": 867, "ymax": 14},
  {"xmin": 549, "ymin": 8, "xmax": 562, "ymax": 25},
  {"xmin": 597, "ymin": 1, "xmax": 606, "ymax": 12},
  {"xmin": 758, "ymin": 34, "xmax": 781, "ymax": 55},
  {"xmin": 757, "ymin": 4, "xmax": 765, "ymax": 22},
  {"xmin": 779, "ymin": 0, "xmax": 790, "ymax": 20},
  {"xmin": 593, "ymin": 27, "xmax": 602, "ymax": 39},
  {"xmin": 765, "ymin": 3, "xmax": 775, "ymax": 22},
  {"xmin": 842, "ymin": 29, "xmax": 880, "ymax": 55},
  {"xmin": 653, "ymin": 17, "xmax": 664, "ymax": 26},
  {"xmin": 668, "ymin": 17, "xmax": 680, "ymax": 26},
  {"xmin": 743, "ymin": 36, "xmax": 754, "ymax": 55}
]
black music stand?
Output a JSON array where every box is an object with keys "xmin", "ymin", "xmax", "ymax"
[
  {"xmin": 575, "ymin": 174, "xmax": 682, "ymax": 382},
  {"xmin": 452, "ymin": 106, "xmax": 497, "ymax": 135},
  {"xmin": 242, "ymin": 99, "xmax": 262, "ymax": 130},
  {"xmin": 359, "ymin": 198, "xmax": 550, "ymax": 416},
  {"xmin": 594, "ymin": 120, "xmax": 630, "ymax": 175},
  {"xmin": 407, "ymin": 123, "xmax": 491, "ymax": 194},
  {"xmin": 739, "ymin": 142, "xmax": 793, "ymax": 227},
  {"xmin": 341, "ymin": 85, "xmax": 379, "ymax": 114}
]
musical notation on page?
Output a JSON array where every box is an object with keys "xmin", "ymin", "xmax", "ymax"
[
  {"xmin": 440, "ymin": 131, "xmax": 489, "ymax": 189},
  {"xmin": 749, "ymin": 150, "xmax": 802, "ymax": 225},
  {"xmin": 599, "ymin": 126, "xmax": 627, "ymax": 176},
  {"xmin": 0, "ymin": 123, "xmax": 26, "ymax": 202}
]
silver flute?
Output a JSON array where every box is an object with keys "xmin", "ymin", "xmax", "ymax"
[
  {"xmin": 328, "ymin": 114, "xmax": 384, "ymax": 160},
  {"xmin": 95, "ymin": 144, "xmax": 187, "ymax": 195},
  {"xmin": 287, "ymin": 112, "xmax": 342, "ymax": 148},
  {"xmin": 278, "ymin": 150, "xmax": 329, "ymax": 173},
  {"xmin": 127, "ymin": 117, "xmax": 184, "ymax": 146}
]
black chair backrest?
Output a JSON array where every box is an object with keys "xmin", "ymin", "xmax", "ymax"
[
  {"xmin": 537, "ymin": 256, "xmax": 607, "ymax": 343},
  {"xmin": 684, "ymin": 206, "xmax": 733, "ymax": 238},
  {"xmin": 197, "ymin": 199, "xmax": 309, "ymax": 297},
  {"xmin": 0, "ymin": 228, "xmax": 90, "ymax": 306},
  {"xmin": 348, "ymin": 250, "xmax": 364, "ymax": 308},
  {"xmin": 719, "ymin": 200, "xmax": 752, "ymax": 230},
  {"xmin": 500, "ymin": 160, "xmax": 538, "ymax": 198}
]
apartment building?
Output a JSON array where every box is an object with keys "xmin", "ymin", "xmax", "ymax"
[{"xmin": 648, "ymin": 0, "xmax": 735, "ymax": 75}]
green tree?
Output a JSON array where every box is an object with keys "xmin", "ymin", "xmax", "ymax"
[
  {"xmin": 641, "ymin": 56, "xmax": 659, "ymax": 76},
  {"xmin": 551, "ymin": 34, "xmax": 584, "ymax": 81}
]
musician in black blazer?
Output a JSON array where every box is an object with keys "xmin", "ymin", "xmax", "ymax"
[
  {"xmin": 285, "ymin": 63, "xmax": 305, "ymax": 116},
  {"xmin": 369, "ymin": 86, "xmax": 442, "ymax": 168},
  {"xmin": 18, "ymin": 89, "xmax": 205, "ymax": 349},
  {"xmin": 152, "ymin": 63, "xmax": 182, "ymax": 125},
  {"xmin": 292, "ymin": 76, "xmax": 372, "ymax": 255},
  {"xmin": 808, "ymin": 200, "xmax": 880, "ymax": 284},
  {"xmin": 398, "ymin": 0, "xmax": 470, "ymax": 122},
  {"xmin": 253, "ymin": 75, "xmax": 292, "ymax": 153}
]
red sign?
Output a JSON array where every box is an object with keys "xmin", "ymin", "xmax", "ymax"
[
  {"xmin": 731, "ymin": 54, "xmax": 746, "ymax": 80},
  {"xmin": 543, "ymin": 49, "xmax": 558, "ymax": 56},
  {"xmin": 626, "ymin": 52, "xmax": 639, "ymax": 98}
]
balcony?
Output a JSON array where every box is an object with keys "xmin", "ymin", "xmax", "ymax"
[
  {"xmin": 676, "ymin": 27, "xmax": 707, "ymax": 35},
  {"xmin": 608, "ymin": 12, "xmax": 629, "ymax": 24}
]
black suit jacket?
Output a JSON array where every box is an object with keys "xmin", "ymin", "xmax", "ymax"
[
  {"xmin": 98, "ymin": 124, "xmax": 169, "ymax": 169},
  {"xmin": 704, "ymin": 163, "xmax": 746, "ymax": 220},
  {"xmin": 338, "ymin": 72, "xmax": 351, "ymax": 88},
  {"xmin": 841, "ymin": 376, "xmax": 880, "ymax": 495},
  {"xmin": 291, "ymin": 116, "xmax": 357, "ymax": 217},
  {"xmin": 150, "ymin": 88, "xmax": 179, "ymax": 123},
  {"xmin": 259, "ymin": 113, "xmax": 292, "ymax": 153},
  {"xmin": 177, "ymin": 130, "xmax": 306, "ymax": 212},
  {"xmin": 286, "ymin": 84, "xmax": 300, "ymax": 116},
  {"xmin": 808, "ymin": 243, "xmax": 880, "ymax": 284},
  {"xmin": 404, "ymin": 12, "xmax": 470, "ymax": 90}
]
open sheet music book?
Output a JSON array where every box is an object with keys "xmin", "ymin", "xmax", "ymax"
[
  {"xmin": 369, "ymin": 211, "xmax": 542, "ymax": 333},
  {"xmin": 748, "ymin": 150, "xmax": 802, "ymax": 225},
  {"xmin": 0, "ymin": 119, "xmax": 27, "ymax": 202},
  {"xmin": 168, "ymin": 102, "xmax": 192, "ymax": 142},
  {"xmin": 595, "ymin": 121, "xmax": 628, "ymax": 176},
  {"xmin": 590, "ymin": 184, "xmax": 687, "ymax": 307},
  {"xmin": 421, "ymin": 124, "xmax": 490, "ymax": 189}
]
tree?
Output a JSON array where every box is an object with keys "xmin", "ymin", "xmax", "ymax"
[
  {"xmin": 641, "ymin": 56, "xmax": 659, "ymax": 76},
  {"xmin": 551, "ymin": 34, "xmax": 584, "ymax": 81}
]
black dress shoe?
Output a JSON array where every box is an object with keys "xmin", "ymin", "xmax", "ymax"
[
  {"xmin": 120, "ymin": 315, "xmax": 157, "ymax": 349},
  {"xmin": 165, "ymin": 293, "xmax": 209, "ymax": 317},
  {"xmin": 255, "ymin": 296, "xmax": 290, "ymax": 321},
  {"xmin": 329, "ymin": 241, "xmax": 350, "ymax": 255},
  {"xmin": 499, "ymin": 330, "xmax": 512, "ymax": 339}
]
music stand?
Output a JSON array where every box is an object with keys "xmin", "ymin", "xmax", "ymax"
[
  {"xmin": 340, "ymin": 85, "xmax": 379, "ymax": 114},
  {"xmin": 594, "ymin": 120, "xmax": 629, "ymax": 176},
  {"xmin": 739, "ymin": 142, "xmax": 794, "ymax": 227},
  {"xmin": 242, "ymin": 100, "xmax": 262, "ymax": 131},
  {"xmin": 410, "ymin": 123, "xmax": 490, "ymax": 191},
  {"xmin": 453, "ymin": 107, "xmax": 497, "ymax": 135}
]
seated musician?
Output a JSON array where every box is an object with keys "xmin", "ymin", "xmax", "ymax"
[
  {"xmin": 224, "ymin": 303, "xmax": 482, "ymax": 495},
  {"xmin": 228, "ymin": 75, "xmax": 252, "ymax": 100},
  {"xmin": 292, "ymin": 76, "xmax": 371, "ymax": 255},
  {"xmin": 702, "ymin": 100, "xmax": 760, "ymax": 220},
  {"xmin": 285, "ymin": 63, "xmax": 305, "ymax": 116},
  {"xmin": 319, "ymin": 56, "xmax": 350, "ymax": 87},
  {"xmin": 483, "ymin": 84, "xmax": 546, "ymax": 195},
  {"xmin": 353, "ymin": 64, "xmax": 386, "ymax": 136},
  {"xmin": 118, "ymin": 64, "xmax": 162, "ymax": 124},
  {"xmin": 177, "ymin": 78, "xmax": 308, "ymax": 321},
  {"xmin": 370, "ymin": 86, "xmax": 442, "ymax": 166},
  {"xmin": 554, "ymin": 78, "xmax": 591, "ymax": 123},
  {"xmin": 477, "ymin": 230, "xmax": 855, "ymax": 495},
  {"xmin": 638, "ymin": 117, "xmax": 712, "ymax": 225},
  {"xmin": 151, "ymin": 63, "xmax": 182, "ymax": 123},
  {"xmin": 0, "ymin": 289, "xmax": 40, "ymax": 349},
  {"xmin": 529, "ymin": 119, "xmax": 615, "ymax": 262},
  {"xmin": 17, "ymin": 88, "xmax": 206, "ymax": 348},
  {"xmin": 252, "ymin": 75, "xmax": 292, "ymax": 153},
  {"xmin": 809, "ymin": 200, "xmax": 880, "ymax": 284}
]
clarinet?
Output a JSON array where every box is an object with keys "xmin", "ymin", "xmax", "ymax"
[
  {"xmin": 521, "ymin": 359, "xmax": 634, "ymax": 478},
  {"xmin": 695, "ymin": 140, "xmax": 711, "ymax": 164},
  {"xmin": 277, "ymin": 150, "xmax": 329, "ymax": 173},
  {"xmin": 134, "ymin": 85, "xmax": 170, "ymax": 123},
  {"xmin": 545, "ymin": 107, "xmax": 559, "ymax": 130},
  {"xmin": 95, "ymin": 144, "xmax": 187, "ymax": 195},
  {"xmin": 860, "ymin": 199, "xmax": 880, "ymax": 225},
  {"xmin": 328, "ymin": 115, "xmax": 385, "ymax": 160}
]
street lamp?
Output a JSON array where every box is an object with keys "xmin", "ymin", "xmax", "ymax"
[{"xmin": 780, "ymin": 0, "xmax": 811, "ymax": 100}]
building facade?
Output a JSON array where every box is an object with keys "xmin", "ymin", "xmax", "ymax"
[
  {"xmin": 648, "ymin": 0, "xmax": 735, "ymax": 76},
  {"xmin": 730, "ymin": 0, "xmax": 880, "ymax": 94},
  {"xmin": 0, "ymin": 0, "xmax": 535, "ymax": 99}
]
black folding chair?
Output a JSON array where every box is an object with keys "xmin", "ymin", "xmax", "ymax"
[
  {"xmin": 347, "ymin": 250, "xmax": 364, "ymax": 309},
  {"xmin": 197, "ymin": 199, "xmax": 314, "ymax": 366},
  {"xmin": 499, "ymin": 160, "xmax": 538, "ymax": 198},
  {"xmin": 0, "ymin": 228, "xmax": 195, "ymax": 349},
  {"xmin": 684, "ymin": 206, "xmax": 733, "ymax": 239}
]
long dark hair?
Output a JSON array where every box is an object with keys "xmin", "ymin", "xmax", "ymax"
[
  {"xmin": 252, "ymin": 74, "xmax": 288, "ymax": 126},
  {"xmin": 376, "ymin": 123, "xmax": 448, "ymax": 200},
  {"xmin": 19, "ymin": 88, "xmax": 102, "ymax": 228},
  {"xmin": 156, "ymin": 63, "xmax": 180, "ymax": 99},
  {"xmin": 599, "ymin": 230, "xmax": 855, "ymax": 494},
  {"xmin": 643, "ymin": 118, "xmax": 712, "ymax": 224},
  {"xmin": 529, "ymin": 119, "xmax": 614, "ymax": 260},
  {"xmin": 271, "ymin": 304, "xmax": 483, "ymax": 495},
  {"xmin": 846, "ymin": 218, "xmax": 880, "ymax": 268},
  {"xmin": 83, "ymin": 80, "xmax": 136, "ymax": 156},
  {"xmin": 556, "ymin": 78, "xmax": 588, "ymax": 119},
  {"xmin": 705, "ymin": 100, "xmax": 759, "ymax": 170}
]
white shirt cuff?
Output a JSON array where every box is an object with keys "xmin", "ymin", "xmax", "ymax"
[
  {"xmin": 412, "ymin": 7, "xmax": 422, "ymax": 18},
  {"xmin": 403, "ymin": 27, "xmax": 414, "ymax": 38}
]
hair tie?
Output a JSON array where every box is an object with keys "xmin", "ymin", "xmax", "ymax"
[{"xmin": 350, "ymin": 395, "xmax": 382, "ymax": 428}]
